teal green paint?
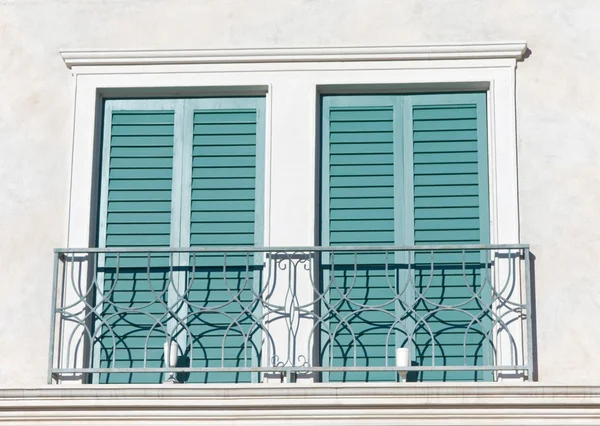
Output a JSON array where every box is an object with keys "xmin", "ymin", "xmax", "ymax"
[
  {"xmin": 182, "ymin": 97, "xmax": 265, "ymax": 384},
  {"xmin": 165, "ymin": 99, "xmax": 186, "ymax": 371},
  {"xmin": 321, "ymin": 96, "xmax": 399, "ymax": 382},
  {"xmin": 321, "ymin": 93, "xmax": 490, "ymax": 383},
  {"xmin": 96, "ymin": 97, "xmax": 266, "ymax": 384},
  {"xmin": 408, "ymin": 93, "xmax": 490, "ymax": 382},
  {"xmin": 319, "ymin": 96, "xmax": 332, "ymax": 382},
  {"xmin": 97, "ymin": 100, "xmax": 180, "ymax": 384},
  {"xmin": 475, "ymin": 94, "xmax": 491, "ymax": 377},
  {"xmin": 399, "ymin": 95, "xmax": 417, "ymax": 369}
]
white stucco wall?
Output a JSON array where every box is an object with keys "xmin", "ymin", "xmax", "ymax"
[{"xmin": 0, "ymin": 0, "xmax": 599, "ymax": 387}]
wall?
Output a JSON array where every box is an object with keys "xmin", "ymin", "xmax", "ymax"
[{"xmin": 0, "ymin": 0, "xmax": 599, "ymax": 387}]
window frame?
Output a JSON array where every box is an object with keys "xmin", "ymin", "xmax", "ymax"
[{"xmin": 61, "ymin": 44, "xmax": 525, "ymax": 381}]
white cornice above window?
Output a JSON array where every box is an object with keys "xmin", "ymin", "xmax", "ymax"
[{"xmin": 60, "ymin": 41, "xmax": 527, "ymax": 68}]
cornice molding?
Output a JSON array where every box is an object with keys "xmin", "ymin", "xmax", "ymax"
[
  {"xmin": 60, "ymin": 42, "xmax": 527, "ymax": 69},
  {"xmin": 2, "ymin": 383, "xmax": 598, "ymax": 401},
  {"xmin": 1, "ymin": 384, "xmax": 599, "ymax": 424}
]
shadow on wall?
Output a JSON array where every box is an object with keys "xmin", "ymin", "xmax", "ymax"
[{"xmin": 529, "ymin": 251, "xmax": 538, "ymax": 381}]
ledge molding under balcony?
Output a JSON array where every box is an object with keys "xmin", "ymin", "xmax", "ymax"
[{"xmin": 2, "ymin": 383, "xmax": 600, "ymax": 425}]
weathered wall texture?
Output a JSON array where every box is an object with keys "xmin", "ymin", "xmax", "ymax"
[{"xmin": 0, "ymin": 0, "xmax": 599, "ymax": 387}]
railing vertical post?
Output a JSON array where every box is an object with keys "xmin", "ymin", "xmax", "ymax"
[
  {"xmin": 47, "ymin": 250, "xmax": 60, "ymax": 384},
  {"xmin": 523, "ymin": 247, "xmax": 534, "ymax": 381}
]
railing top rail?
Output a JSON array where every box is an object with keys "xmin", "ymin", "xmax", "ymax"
[{"xmin": 55, "ymin": 244, "xmax": 529, "ymax": 254}]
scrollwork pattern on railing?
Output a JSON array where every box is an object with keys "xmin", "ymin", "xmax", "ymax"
[{"xmin": 49, "ymin": 245, "xmax": 532, "ymax": 383}]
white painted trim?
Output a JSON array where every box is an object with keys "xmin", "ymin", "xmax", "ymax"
[
  {"xmin": 60, "ymin": 42, "xmax": 527, "ymax": 69},
  {"xmin": 2, "ymin": 384, "xmax": 600, "ymax": 425}
]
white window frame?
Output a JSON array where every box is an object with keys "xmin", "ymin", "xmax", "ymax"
[{"xmin": 60, "ymin": 42, "xmax": 527, "ymax": 382}]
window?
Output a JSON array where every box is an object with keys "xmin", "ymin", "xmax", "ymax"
[
  {"xmin": 54, "ymin": 44, "xmax": 527, "ymax": 384},
  {"xmin": 93, "ymin": 92, "xmax": 492, "ymax": 383},
  {"xmin": 96, "ymin": 97, "xmax": 265, "ymax": 383},
  {"xmin": 320, "ymin": 93, "xmax": 490, "ymax": 382}
]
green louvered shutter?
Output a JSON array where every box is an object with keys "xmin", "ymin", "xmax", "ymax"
[
  {"xmin": 321, "ymin": 96, "xmax": 399, "ymax": 382},
  {"xmin": 321, "ymin": 93, "xmax": 490, "ymax": 383},
  {"xmin": 182, "ymin": 99, "xmax": 265, "ymax": 383},
  {"xmin": 409, "ymin": 93, "xmax": 490, "ymax": 381},
  {"xmin": 96, "ymin": 98, "xmax": 265, "ymax": 385},
  {"xmin": 97, "ymin": 101, "xmax": 180, "ymax": 384}
]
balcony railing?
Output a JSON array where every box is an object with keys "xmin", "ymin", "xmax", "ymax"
[{"xmin": 49, "ymin": 244, "xmax": 533, "ymax": 384}]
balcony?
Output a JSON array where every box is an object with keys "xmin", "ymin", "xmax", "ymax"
[{"xmin": 49, "ymin": 244, "xmax": 533, "ymax": 384}]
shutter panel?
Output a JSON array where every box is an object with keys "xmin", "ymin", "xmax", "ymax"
[
  {"xmin": 321, "ymin": 93, "xmax": 490, "ymax": 383},
  {"xmin": 98, "ymin": 105, "xmax": 178, "ymax": 384},
  {"xmin": 409, "ymin": 93, "xmax": 490, "ymax": 381},
  {"xmin": 184, "ymin": 100, "xmax": 264, "ymax": 383},
  {"xmin": 322, "ymin": 98, "xmax": 399, "ymax": 382}
]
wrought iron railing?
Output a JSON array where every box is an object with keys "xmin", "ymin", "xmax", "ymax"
[{"xmin": 49, "ymin": 244, "xmax": 533, "ymax": 384}]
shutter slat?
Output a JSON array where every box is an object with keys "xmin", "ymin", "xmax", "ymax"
[
  {"xmin": 330, "ymin": 164, "xmax": 394, "ymax": 176},
  {"xmin": 111, "ymin": 124, "xmax": 174, "ymax": 136},
  {"xmin": 330, "ymin": 132, "xmax": 393, "ymax": 143},
  {"xmin": 330, "ymin": 153, "xmax": 394, "ymax": 166}
]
